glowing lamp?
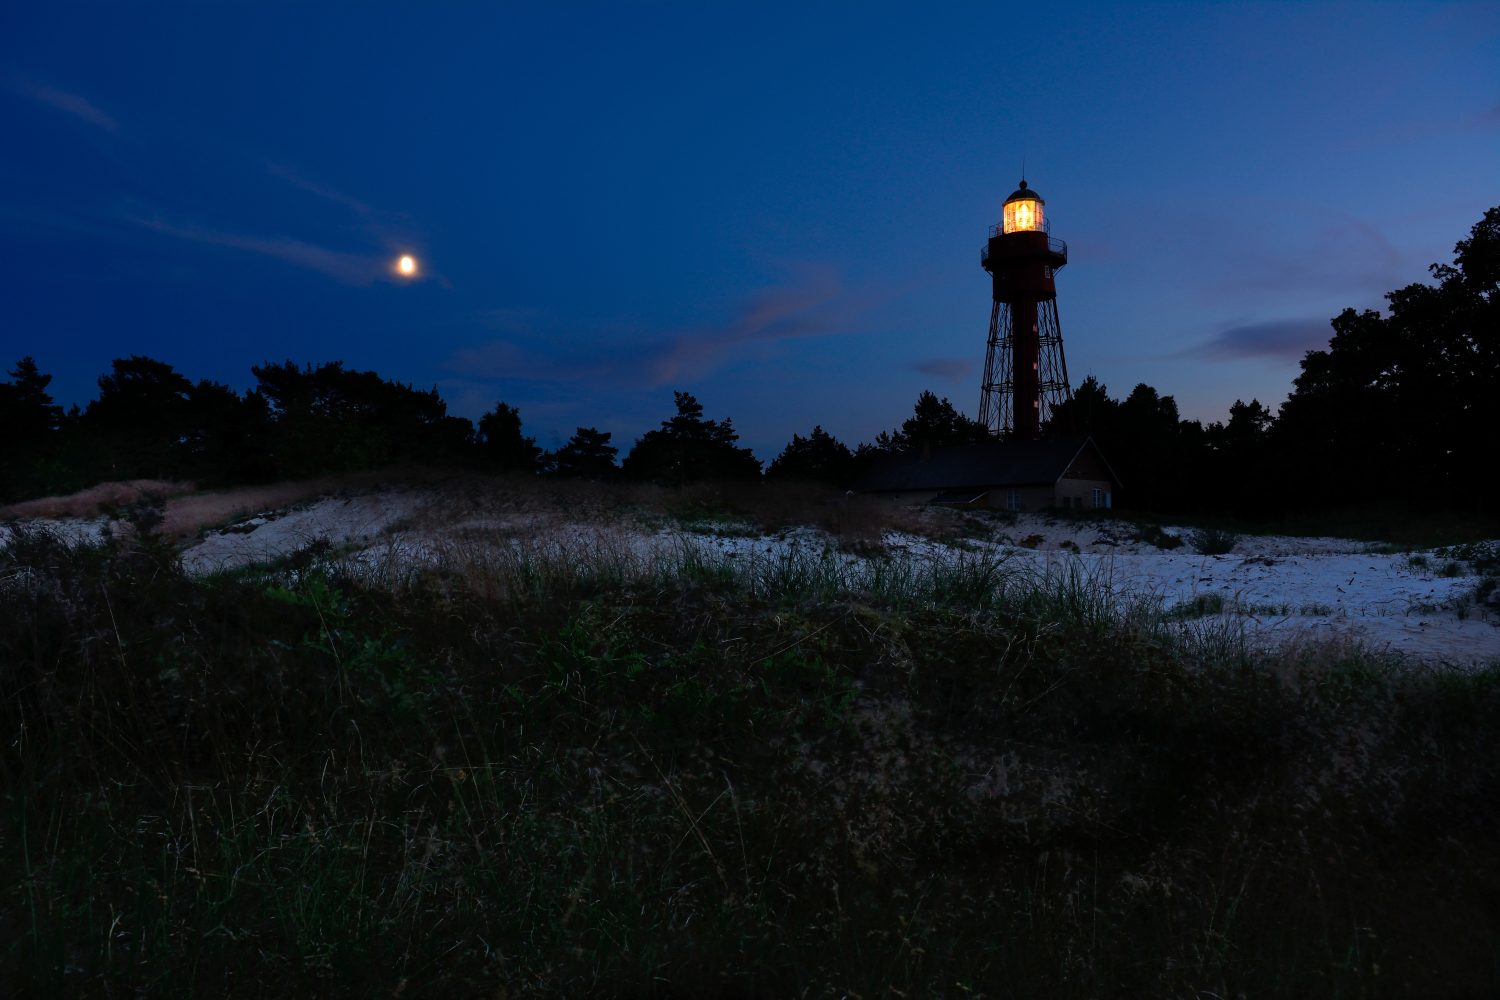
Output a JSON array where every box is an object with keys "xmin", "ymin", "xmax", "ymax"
[{"xmin": 1001, "ymin": 180, "xmax": 1045, "ymax": 234}]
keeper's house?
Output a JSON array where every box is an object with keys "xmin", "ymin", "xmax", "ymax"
[{"xmin": 855, "ymin": 436, "xmax": 1120, "ymax": 511}]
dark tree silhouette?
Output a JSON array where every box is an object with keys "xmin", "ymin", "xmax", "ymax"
[
  {"xmin": 1195, "ymin": 399, "xmax": 1276, "ymax": 514},
  {"xmin": 476, "ymin": 402, "xmax": 543, "ymax": 473},
  {"xmin": 0, "ymin": 357, "xmax": 66, "ymax": 500},
  {"xmin": 1218, "ymin": 399, "xmax": 1275, "ymax": 445},
  {"xmin": 1, "ymin": 357, "xmax": 63, "ymax": 436},
  {"xmin": 1277, "ymin": 205, "xmax": 1500, "ymax": 511},
  {"xmin": 82, "ymin": 355, "xmax": 195, "ymax": 480},
  {"xmin": 1046, "ymin": 375, "xmax": 1114, "ymax": 437},
  {"xmin": 549, "ymin": 426, "xmax": 618, "ymax": 478},
  {"xmin": 622, "ymin": 392, "xmax": 761, "ymax": 485},
  {"xmin": 180, "ymin": 380, "xmax": 274, "ymax": 486},
  {"xmin": 766, "ymin": 425, "xmax": 855, "ymax": 484},
  {"xmin": 1113, "ymin": 384, "xmax": 1189, "ymax": 510},
  {"xmin": 875, "ymin": 390, "xmax": 991, "ymax": 453},
  {"xmin": 253, "ymin": 361, "xmax": 473, "ymax": 477}
]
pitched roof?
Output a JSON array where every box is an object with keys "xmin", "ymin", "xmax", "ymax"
[{"xmin": 855, "ymin": 436, "xmax": 1116, "ymax": 493}]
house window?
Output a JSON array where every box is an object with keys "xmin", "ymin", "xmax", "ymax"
[
  {"xmin": 1091, "ymin": 488, "xmax": 1105, "ymax": 509},
  {"xmin": 1007, "ymin": 489, "xmax": 1022, "ymax": 511}
]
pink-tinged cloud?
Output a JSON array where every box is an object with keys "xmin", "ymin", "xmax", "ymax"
[
  {"xmin": 1175, "ymin": 317, "xmax": 1333, "ymax": 362},
  {"xmin": 450, "ymin": 266, "xmax": 865, "ymax": 385},
  {"xmin": 912, "ymin": 358, "xmax": 972, "ymax": 380},
  {"xmin": 126, "ymin": 214, "xmax": 387, "ymax": 285},
  {"xmin": 644, "ymin": 265, "xmax": 851, "ymax": 383},
  {"xmin": 10, "ymin": 77, "xmax": 119, "ymax": 133}
]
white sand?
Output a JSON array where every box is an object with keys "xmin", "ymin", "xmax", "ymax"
[{"xmin": 6, "ymin": 489, "xmax": 1497, "ymax": 667}]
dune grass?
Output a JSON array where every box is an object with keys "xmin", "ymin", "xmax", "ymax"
[
  {"xmin": 0, "ymin": 478, "xmax": 197, "ymax": 520},
  {"xmin": 1, "ymin": 521, "xmax": 1498, "ymax": 997}
]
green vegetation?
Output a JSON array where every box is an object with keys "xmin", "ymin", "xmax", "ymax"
[
  {"xmin": 3, "ymin": 522, "xmax": 1498, "ymax": 996},
  {"xmin": 1135, "ymin": 522, "xmax": 1184, "ymax": 550},
  {"xmin": 1163, "ymin": 592, "xmax": 1226, "ymax": 619},
  {"xmin": 1187, "ymin": 526, "xmax": 1240, "ymax": 556}
]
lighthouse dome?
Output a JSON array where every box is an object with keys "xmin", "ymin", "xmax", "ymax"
[{"xmin": 1004, "ymin": 180, "xmax": 1043, "ymax": 205}]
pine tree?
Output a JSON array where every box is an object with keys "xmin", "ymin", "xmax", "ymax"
[
  {"xmin": 551, "ymin": 427, "xmax": 618, "ymax": 478},
  {"xmin": 766, "ymin": 425, "xmax": 855, "ymax": 484},
  {"xmin": 477, "ymin": 402, "xmax": 542, "ymax": 473},
  {"xmin": 876, "ymin": 391, "xmax": 991, "ymax": 453},
  {"xmin": 622, "ymin": 392, "xmax": 761, "ymax": 484},
  {"xmin": 0, "ymin": 356, "xmax": 67, "ymax": 500}
]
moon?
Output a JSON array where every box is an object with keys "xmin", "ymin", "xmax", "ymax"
[{"xmin": 396, "ymin": 254, "xmax": 417, "ymax": 277}]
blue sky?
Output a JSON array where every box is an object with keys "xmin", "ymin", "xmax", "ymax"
[{"xmin": 2, "ymin": 2, "xmax": 1497, "ymax": 459}]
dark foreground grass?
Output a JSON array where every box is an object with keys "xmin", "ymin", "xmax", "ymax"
[{"xmin": 2, "ymin": 525, "xmax": 1498, "ymax": 997}]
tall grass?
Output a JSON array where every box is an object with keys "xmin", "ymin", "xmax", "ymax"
[{"xmin": 2, "ymin": 522, "xmax": 1498, "ymax": 996}]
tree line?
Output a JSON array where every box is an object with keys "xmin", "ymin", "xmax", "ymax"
[
  {"xmin": 1050, "ymin": 205, "xmax": 1498, "ymax": 516},
  {"xmin": 2, "ymin": 206, "xmax": 1494, "ymax": 516}
]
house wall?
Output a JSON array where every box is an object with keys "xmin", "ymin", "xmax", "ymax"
[
  {"xmin": 1052, "ymin": 478, "xmax": 1114, "ymax": 509},
  {"xmin": 1058, "ymin": 444, "xmax": 1116, "ymax": 509},
  {"xmin": 985, "ymin": 485, "xmax": 1054, "ymax": 512},
  {"xmin": 1061, "ymin": 447, "xmax": 1113, "ymax": 483}
]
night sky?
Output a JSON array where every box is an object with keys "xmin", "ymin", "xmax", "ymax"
[{"xmin": 3, "ymin": 3, "xmax": 1497, "ymax": 459}]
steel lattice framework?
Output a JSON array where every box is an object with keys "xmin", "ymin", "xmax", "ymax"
[{"xmin": 978, "ymin": 296, "xmax": 1072, "ymax": 437}]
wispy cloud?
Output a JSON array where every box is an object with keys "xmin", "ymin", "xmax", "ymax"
[
  {"xmin": 450, "ymin": 266, "xmax": 864, "ymax": 386},
  {"xmin": 8, "ymin": 76, "xmax": 119, "ymax": 133},
  {"xmin": 1175, "ymin": 317, "xmax": 1332, "ymax": 362},
  {"xmin": 912, "ymin": 358, "xmax": 972, "ymax": 380},
  {"xmin": 126, "ymin": 213, "xmax": 388, "ymax": 285},
  {"xmin": 263, "ymin": 162, "xmax": 430, "ymax": 277},
  {"xmin": 265, "ymin": 162, "xmax": 374, "ymax": 216}
]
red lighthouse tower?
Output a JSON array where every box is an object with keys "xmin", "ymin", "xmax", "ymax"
[{"xmin": 978, "ymin": 180, "xmax": 1072, "ymax": 439}]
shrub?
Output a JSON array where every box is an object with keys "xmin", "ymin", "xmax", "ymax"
[
  {"xmin": 1136, "ymin": 523, "xmax": 1183, "ymax": 550},
  {"xmin": 1188, "ymin": 526, "xmax": 1239, "ymax": 555}
]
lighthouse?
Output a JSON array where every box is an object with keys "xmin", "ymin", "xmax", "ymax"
[
  {"xmin": 854, "ymin": 180, "xmax": 1116, "ymax": 510},
  {"xmin": 978, "ymin": 180, "xmax": 1073, "ymax": 439}
]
